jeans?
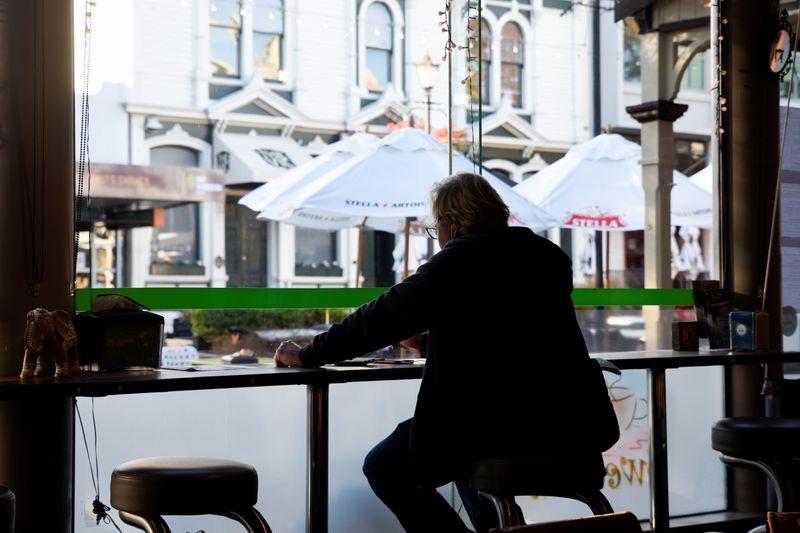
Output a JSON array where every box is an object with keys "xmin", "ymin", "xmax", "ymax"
[{"xmin": 362, "ymin": 418, "xmax": 506, "ymax": 533}]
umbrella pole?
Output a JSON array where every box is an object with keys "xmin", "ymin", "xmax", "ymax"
[
  {"xmin": 595, "ymin": 230, "xmax": 604, "ymax": 288},
  {"xmin": 403, "ymin": 218, "xmax": 411, "ymax": 279},
  {"xmin": 355, "ymin": 218, "xmax": 367, "ymax": 288}
]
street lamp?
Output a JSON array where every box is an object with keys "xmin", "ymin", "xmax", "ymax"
[{"xmin": 414, "ymin": 52, "xmax": 439, "ymax": 133}]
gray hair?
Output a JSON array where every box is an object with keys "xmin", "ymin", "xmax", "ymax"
[{"xmin": 430, "ymin": 172, "xmax": 510, "ymax": 234}]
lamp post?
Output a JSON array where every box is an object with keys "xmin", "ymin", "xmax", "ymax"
[
  {"xmin": 414, "ymin": 52, "xmax": 440, "ymax": 262},
  {"xmin": 414, "ymin": 52, "xmax": 439, "ymax": 133}
]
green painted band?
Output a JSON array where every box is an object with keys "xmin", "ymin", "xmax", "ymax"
[{"xmin": 75, "ymin": 287, "xmax": 694, "ymax": 311}]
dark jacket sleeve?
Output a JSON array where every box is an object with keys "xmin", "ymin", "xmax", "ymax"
[{"xmin": 298, "ymin": 256, "xmax": 445, "ymax": 367}]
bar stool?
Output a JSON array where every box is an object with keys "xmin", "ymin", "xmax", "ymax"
[
  {"xmin": 0, "ymin": 486, "xmax": 15, "ymax": 533},
  {"xmin": 469, "ymin": 359, "xmax": 619, "ymax": 528},
  {"xmin": 711, "ymin": 417, "xmax": 800, "ymax": 511},
  {"xmin": 110, "ymin": 456, "xmax": 272, "ymax": 533},
  {"xmin": 468, "ymin": 457, "xmax": 614, "ymax": 528},
  {"xmin": 711, "ymin": 378, "xmax": 800, "ymax": 514}
]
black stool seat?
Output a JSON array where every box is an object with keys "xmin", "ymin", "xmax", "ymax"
[
  {"xmin": 111, "ymin": 456, "xmax": 258, "ymax": 516},
  {"xmin": 110, "ymin": 456, "xmax": 270, "ymax": 532},
  {"xmin": 712, "ymin": 417, "xmax": 800, "ymax": 459},
  {"xmin": 0, "ymin": 486, "xmax": 15, "ymax": 533},
  {"xmin": 469, "ymin": 457, "xmax": 613, "ymax": 528}
]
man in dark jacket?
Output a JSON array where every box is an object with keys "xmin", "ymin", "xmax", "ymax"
[{"xmin": 275, "ymin": 172, "xmax": 611, "ymax": 532}]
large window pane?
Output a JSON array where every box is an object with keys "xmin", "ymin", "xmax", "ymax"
[
  {"xmin": 623, "ymin": 17, "xmax": 641, "ymax": 82},
  {"xmin": 151, "ymin": 204, "xmax": 202, "ymax": 275},
  {"xmin": 253, "ymin": 0, "xmax": 283, "ymax": 34},
  {"xmin": 253, "ymin": 0, "xmax": 283, "ymax": 80},
  {"xmin": 365, "ymin": 2, "xmax": 393, "ymax": 93},
  {"xmin": 468, "ymin": 19, "xmax": 491, "ymax": 105},
  {"xmin": 210, "ymin": 0, "xmax": 242, "ymax": 77},
  {"xmin": 501, "ymin": 22, "xmax": 523, "ymax": 107},
  {"xmin": 366, "ymin": 48, "xmax": 391, "ymax": 93},
  {"xmin": 254, "ymin": 33, "xmax": 282, "ymax": 80},
  {"xmin": 295, "ymin": 228, "xmax": 342, "ymax": 277},
  {"xmin": 365, "ymin": 3, "xmax": 392, "ymax": 49}
]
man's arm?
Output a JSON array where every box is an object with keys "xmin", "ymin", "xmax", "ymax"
[{"xmin": 278, "ymin": 256, "xmax": 445, "ymax": 368}]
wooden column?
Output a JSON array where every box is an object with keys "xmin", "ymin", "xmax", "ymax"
[
  {"xmin": 721, "ymin": 0, "xmax": 781, "ymax": 512},
  {"xmin": 0, "ymin": 0, "xmax": 75, "ymax": 530}
]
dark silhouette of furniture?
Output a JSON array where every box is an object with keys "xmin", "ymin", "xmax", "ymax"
[
  {"xmin": 489, "ymin": 511, "xmax": 642, "ymax": 533},
  {"xmin": 469, "ymin": 359, "xmax": 620, "ymax": 528},
  {"xmin": 469, "ymin": 457, "xmax": 614, "ymax": 528},
  {"xmin": 0, "ymin": 486, "xmax": 14, "ymax": 533},
  {"xmin": 711, "ymin": 378, "xmax": 800, "ymax": 513}
]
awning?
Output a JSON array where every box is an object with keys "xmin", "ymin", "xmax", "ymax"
[
  {"xmin": 213, "ymin": 131, "xmax": 311, "ymax": 185},
  {"xmin": 75, "ymin": 163, "xmax": 225, "ymax": 228},
  {"xmin": 82, "ymin": 163, "xmax": 225, "ymax": 204}
]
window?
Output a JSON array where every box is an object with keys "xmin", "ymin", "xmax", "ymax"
[
  {"xmin": 468, "ymin": 18, "xmax": 491, "ymax": 105},
  {"xmin": 677, "ymin": 44, "xmax": 707, "ymax": 91},
  {"xmin": 294, "ymin": 228, "xmax": 342, "ymax": 277},
  {"xmin": 253, "ymin": 0, "xmax": 284, "ymax": 81},
  {"xmin": 500, "ymin": 22, "xmax": 523, "ymax": 107},
  {"xmin": 364, "ymin": 2, "xmax": 393, "ymax": 93},
  {"xmin": 210, "ymin": 0, "xmax": 242, "ymax": 78},
  {"xmin": 151, "ymin": 204, "xmax": 202, "ymax": 275},
  {"xmin": 149, "ymin": 146, "xmax": 203, "ymax": 276},
  {"xmin": 210, "ymin": 0, "xmax": 284, "ymax": 82},
  {"xmin": 623, "ymin": 17, "xmax": 641, "ymax": 82}
]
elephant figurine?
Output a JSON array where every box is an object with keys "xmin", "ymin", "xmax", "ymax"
[{"xmin": 20, "ymin": 308, "xmax": 81, "ymax": 380}]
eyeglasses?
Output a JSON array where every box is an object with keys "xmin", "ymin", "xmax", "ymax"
[{"xmin": 425, "ymin": 225, "xmax": 438, "ymax": 239}]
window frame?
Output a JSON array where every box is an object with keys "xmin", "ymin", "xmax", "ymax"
[
  {"xmin": 209, "ymin": 0, "xmax": 244, "ymax": 79},
  {"xmin": 208, "ymin": 0, "xmax": 288, "ymax": 88},
  {"xmin": 252, "ymin": 0, "xmax": 285, "ymax": 82},
  {"xmin": 500, "ymin": 21, "xmax": 524, "ymax": 108},
  {"xmin": 468, "ymin": 17, "xmax": 492, "ymax": 106},
  {"xmin": 356, "ymin": 0, "xmax": 404, "ymax": 100}
]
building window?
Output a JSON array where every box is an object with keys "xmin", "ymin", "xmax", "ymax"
[
  {"xmin": 294, "ymin": 228, "xmax": 342, "ymax": 277},
  {"xmin": 210, "ymin": 0, "xmax": 284, "ymax": 82},
  {"xmin": 364, "ymin": 2, "xmax": 393, "ymax": 93},
  {"xmin": 468, "ymin": 18, "xmax": 491, "ymax": 105},
  {"xmin": 210, "ymin": 0, "xmax": 242, "ymax": 78},
  {"xmin": 151, "ymin": 204, "xmax": 203, "ymax": 275},
  {"xmin": 677, "ymin": 44, "xmax": 707, "ymax": 91},
  {"xmin": 500, "ymin": 22, "xmax": 523, "ymax": 107},
  {"xmin": 253, "ymin": 0, "xmax": 284, "ymax": 81},
  {"xmin": 149, "ymin": 146, "xmax": 204, "ymax": 276},
  {"xmin": 623, "ymin": 17, "xmax": 641, "ymax": 82}
]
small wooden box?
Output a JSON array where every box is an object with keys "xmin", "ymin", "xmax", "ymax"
[{"xmin": 672, "ymin": 321, "xmax": 699, "ymax": 351}]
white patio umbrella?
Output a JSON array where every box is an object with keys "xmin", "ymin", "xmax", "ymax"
[
  {"xmin": 239, "ymin": 132, "xmax": 380, "ymax": 230},
  {"xmin": 514, "ymin": 133, "xmax": 712, "ymax": 230},
  {"xmin": 251, "ymin": 127, "xmax": 558, "ymax": 281},
  {"xmin": 689, "ymin": 165, "xmax": 713, "ymax": 194}
]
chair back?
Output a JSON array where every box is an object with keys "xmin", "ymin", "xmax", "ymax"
[
  {"xmin": 490, "ymin": 511, "xmax": 642, "ymax": 533},
  {"xmin": 768, "ymin": 511, "xmax": 800, "ymax": 532}
]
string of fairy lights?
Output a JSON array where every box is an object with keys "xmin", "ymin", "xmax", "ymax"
[
  {"xmin": 437, "ymin": 1, "xmax": 483, "ymax": 171},
  {"xmin": 707, "ymin": 0, "xmax": 727, "ymax": 141}
]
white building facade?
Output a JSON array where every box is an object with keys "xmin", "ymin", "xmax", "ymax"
[{"xmin": 79, "ymin": 0, "xmax": 716, "ymax": 290}]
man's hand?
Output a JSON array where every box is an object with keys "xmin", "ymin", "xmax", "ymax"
[
  {"xmin": 393, "ymin": 334, "xmax": 425, "ymax": 353},
  {"xmin": 274, "ymin": 340, "xmax": 304, "ymax": 367}
]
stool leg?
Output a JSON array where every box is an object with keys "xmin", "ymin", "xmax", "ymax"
[
  {"xmin": 219, "ymin": 507, "xmax": 273, "ymax": 533},
  {"xmin": 477, "ymin": 491, "xmax": 523, "ymax": 528},
  {"xmin": 576, "ymin": 491, "xmax": 614, "ymax": 515},
  {"xmin": 118, "ymin": 511, "xmax": 170, "ymax": 533}
]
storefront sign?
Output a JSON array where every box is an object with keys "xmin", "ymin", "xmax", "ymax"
[{"xmin": 81, "ymin": 163, "xmax": 225, "ymax": 203}]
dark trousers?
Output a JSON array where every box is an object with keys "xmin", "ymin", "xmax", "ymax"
[{"xmin": 362, "ymin": 419, "xmax": 503, "ymax": 533}]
